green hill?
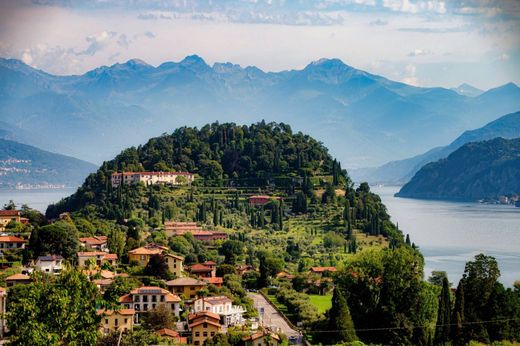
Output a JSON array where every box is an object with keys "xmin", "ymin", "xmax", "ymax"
[
  {"xmin": 396, "ymin": 137, "xmax": 520, "ymax": 201},
  {"xmin": 0, "ymin": 138, "xmax": 97, "ymax": 188}
]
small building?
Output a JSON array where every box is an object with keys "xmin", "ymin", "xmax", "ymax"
[
  {"xmin": 236, "ymin": 264, "xmax": 254, "ymax": 276},
  {"xmin": 167, "ymin": 277, "xmax": 207, "ymax": 300},
  {"xmin": 156, "ymin": 328, "xmax": 188, "ymax": 344},
  {"xmin": 5, "ymin": 273, "xmax": 31, "ymax": 287},
  {"xmin": 276, "ymin": 271, "xmax": 295, "ymax": 280},
  {"xmin": 310, "ymin": 266, "xmax": 337, "ymax": 276},
  {"xmin": 34, "ymin": 255, "xmax": 64, "ymax": 274},
  {"xmin": 243, "ymin": 330, "xmax": 282, "ymax": 346},
  {"xmin": 165, "ymin": 253, "xmax": 184, "ymax": 278},
  {"xmin": 189, "ymin": 263, "xmax": 215, "ymax": 278},
  {"xmin": 248, "ymin": 195, "xmax": 282, "ymax": 206},
  {"xmin": 119, "ymin": 286, "xmax": 181, "ymax": 324},
  {"xmin": 128, "ymin": 244, "xmax": 184, "ymax": 276},
  {"xmin": 77, "ymin": 252, "xmax": 118, "ymax": 268},
  {"xmin": 79, "ymin": 236, "xmax": 108, "ymax": 251},
  {"xmin": 111, "ymin": 171, "xmax": 194, "ymax": 187},
  {"xmin": 0, "ymin": 235, "xmax": 26, "ymax": 250},
  {"xmin": 0, "ymin": 210, "xmax": 21, "ymax": 230},
  {"xmin": 188, "ymin": 311, "xmax": 222, "ymax": 346},
  {"xmin": 201, "ymin": 277, "xmax": 223, "ymax": 287},
  {"xmin": 93, "ymin": 278, "xmax": 114, "ymax": 292},
  {"xmin": 193, "ymin": 295, "xmax": 245, "ymax": 326},
  {"xmin": 97, "ymin": 309, "xmax": 135, "ymax": 335}
]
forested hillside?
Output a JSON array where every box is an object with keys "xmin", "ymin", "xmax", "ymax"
[{"xmin": 397, "ymin": 137, "xmax": 520, "ymax": 200}]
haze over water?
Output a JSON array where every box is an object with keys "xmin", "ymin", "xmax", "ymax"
[{"xmin": 373, "ymin": 185, "xmax": 520, "ymax": 286}]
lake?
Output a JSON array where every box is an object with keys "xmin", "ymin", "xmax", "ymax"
[
  {"xmin": 372, "ymin": 185, "xmax": 520, "ymax": 286},
  {"xmin": 0, "ymin": 188, "xmax": 76, "ymax": 213}
]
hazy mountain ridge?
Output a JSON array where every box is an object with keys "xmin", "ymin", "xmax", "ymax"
[
  {"xmin": 352, "ymin": 110, "xmax": 520, "ymax": 184},
  {"xmin": 1, "ymin": 56, "xmax": 520, "ymax": 167},
  {"xmin": 0, "ymin": 138, "xmax": 97, "ymax": 188},
  {"xmin": 396, "ymin": 137, "xmax": 520, "ymax": 201}
]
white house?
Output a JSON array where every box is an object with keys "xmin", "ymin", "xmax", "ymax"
[
  {"xmin": 34, "ymin": 255, "xmax": 64, "ymax": 274},
  {"xmin": 193, "ymin": 295, "xmax": 246, "ymax": 326},
  {"xmin": 119, "ymin": 286, "xmax": 181, "ymax": 324}
]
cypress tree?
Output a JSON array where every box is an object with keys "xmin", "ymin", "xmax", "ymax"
[
  {"xmin": 406, "ymin": 234, "xmax": 411, "ymax": 246},
  {"xmin": 452, "ymin": 281, "xmax": 465, "ymax": 346},
  {"xmin": 328, "ymin": 286, "xmax": 357, "ymax": 343},
  {"xmin": 278, "ymin": 200, "xmax": 283, "ymax": 230},
  {"xmin": 434, "ymin": 277, "xmax": 452, "ymax": 345}
]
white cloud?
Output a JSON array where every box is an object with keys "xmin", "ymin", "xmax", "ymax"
[
  {"xmin": 408, "ymin": 48, "xmax": 433, "ymax": 57},
  {"xmin": 402, "ymin": 63, "xmax": 419, "ymax": 85},
  {"xmin": 80, "ymin": 31, "xmax": 117, "ymax": 56}
]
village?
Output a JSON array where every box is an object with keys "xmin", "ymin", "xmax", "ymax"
[{"xmin": 0, "ymin": 171, "xmax": 341, "ymax": 345}]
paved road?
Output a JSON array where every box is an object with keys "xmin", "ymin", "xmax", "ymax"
[{"xmin": 248, "ymin": 292, "xmax": 302, "ymax": 343}]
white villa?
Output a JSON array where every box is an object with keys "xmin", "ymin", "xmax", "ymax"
[
  {"xmin": 111, "ymin": 172, "xmax": 194, "ymax": 187},
  {"xmin": 34, "ymin": 255, "xmax": 64, "ymax": 274},
  {"xmin": 193, "ymin": 295, "xmax": 246, "ymax": 326}
]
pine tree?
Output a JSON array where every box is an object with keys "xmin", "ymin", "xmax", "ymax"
[
  {"xmin": 434, "ymin": 277, "xmax": 452, "ymax": 345},
  {"xmin": 328, "ymin": 286, "xmax": 357, "ymax": 343},
  {"xmin": 406, "ymin": 234, "xmax": 411, "ymax": 246}
]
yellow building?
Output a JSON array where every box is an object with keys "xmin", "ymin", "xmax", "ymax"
[
  {"xmin": 97, "ymin": 309, "xmax": 135, "ymax": 335},
  {"xmin": 0, "ymin": 210, "xmax": 21, "ymax": 231},
  {"xmin": 128, "ymin": 244, "xmax": 184, "ymax": 276},
  {"xmin": 189, "ymin": 311, "xmax": 222, "ymax": 346},
  {"xmin": 77, "ymin": 252, "xmax": 118, "ymax": 268},
  {"xmin": 165, "ymin": 253, "xmax": 184, "ymax": 277},
  {"xmin": 166, "ymin": 277, "xmax": 207, "ymax": 300}
]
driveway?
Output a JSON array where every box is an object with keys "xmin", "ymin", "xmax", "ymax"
[{"xmin": 248, "ymin": 292, "xmax": 302, "ymax": 344}]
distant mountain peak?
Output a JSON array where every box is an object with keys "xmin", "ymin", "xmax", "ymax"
[
  {"xmin": 180, "ymin": 54, "xmax": 208, "ymax": 67},
  {"xmin": 451, "ymin": 83, "xmax": 483, "ymax": 97},
  {"xmin": 308, "ymin": 57, "xmax": 349, "ymax": 69},
  {"xmin": 125, "ymin": 58, "xmax": 150, "ymax": 67}
]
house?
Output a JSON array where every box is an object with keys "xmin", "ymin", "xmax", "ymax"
[
  {"xmin": 79, "ymin": 236, "xmax": 108, "ymax": 251},
  {"xmin": 165, "ymin": 253, "xmax": 184, "ymax": 278},
  {"xmin": 0, "ymin": 210, "xmax": 21, "ymax": 230},
  {"xmin": 276, "ymin": 271, "xmax": 295, "ymax": 280},
  {"xmin": 166, "ymin": 277, "xmax": 207, "ymax": 300},
  {"xmin": 189, "ymin": 263, "xmax": 214, "ymax": 278},
  {"xmin": 34, "ymin": 255, "xmax": 63, "ymax": 274},
  {"xmin": 248, "ymin": 195, "xmax": 282, "ymax": 206},
  {"xmin": 201, "ymin": 277, "xmax": 223, "ymax": 287},
  {"xmin": 97, "ymin": 309, "xmax": 135, "ymax": 335},
  {"xmin": 119, "ymin": 286, "xmax": 181, "ymax": 324},
  {"xmin": 77, "ymin": 252, "xmax": 118, "ymax": 268},
  {"xmin": 93, "ymin": 278, "xmax": 114, "ymax": 292},
  {"xmin": 128, "ymin": 244, "xmax": 184, "ymax": 276},
  {"xmin": 111, "ymin": 171, "xmax": 194, "ymax": 187},
  {"xmin": 310, "ymin": 266, "xmax": 337, "ymax": 276},
  {"xmin": 164, "ymin": 221, "xmax": 201, "ymax": 238},
  {"xmin": 5, "ymin": 273, "xmax": 31, "ymax": 287},
  {"xmin": 0, "ymin": 287, "xmax": 6, "ymax": 337},
  {"xmin": 243, "ymin": 330, "xmax": 282, "ymax": 346},
  {"xmin": 193, "ymin": 295, "xmax": 245, "ymax": 326},
  {"xmin": 82, "ymin": 269, "xmax": 121, "ymax": 280},
  {"xmin": 188, "ymin": 311, "xmax": 222, "ymax": 346},
  {"xmin": 236, "ymin": 265, "xmax": 254, "ymax": 276},
  {"xmin": 0, "ymin": 235, "xmax": 26, "ymax": 250},
  {"xmin": 156, "ymin": 328, "xmax": 188, "ymax": 344}
]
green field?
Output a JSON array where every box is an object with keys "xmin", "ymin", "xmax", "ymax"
[{"xmin": 308, "ymin": 294, "xmax": 332, "ymax": 314}]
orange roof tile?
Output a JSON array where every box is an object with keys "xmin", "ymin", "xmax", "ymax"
[
  {"xmin": 6, "ymin": 273, "xmax": 31, "ymax": 281},
  {"xmin": 0, "ymin": 236, "xmax": 26, "ymax": 243},
  {"xmin": 310, "ymin": 266, "xmax": 337, "ymax": 273}
]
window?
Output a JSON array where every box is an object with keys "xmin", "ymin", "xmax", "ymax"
[
  {"xmin": 203, "ymin": 323, "xmax": 207, "ymax": 328},
  {"xmin": 211, "ymin": 332, "xmax": 215, "ymax": 336},
  {"xmin": 124, "ymin": 318, "xmax": 128, "ymax": 324},
  {"xmin": 134, "ymin": 296, "xmax": 140, "ymax": 302},
  {"xmin": 152, "ymin": 295, "xmax": 157, "ymax": 302},
  {"xmin": 105, "ymin": 319, "xmax": 108, "ymax": 324},
  {"xmin": 203, "ymin": 332, "xmax": 208, "ymax": 337},
  {"xmin": 143, "ymin": 304, "xmax": 148, "ymax": 311},
  {"xmin": 152, "ymin": 304, "xmax": 156, "ymax": 309},
  {"xmin": 194, "ymin": 342, "xmax": 200, "ymax": 346},
  {"xmin": 195, "ymin": 332, "xmax": 200, "ymax": 337},
  {"xmin": 134, "ymin": 304, "xmax": 140, "ymax": 311},
  {"xmin": 115, "ymin": 319, "xmax": 118, "ymax": 326},
  {"xmin": 160, "ymin": 296, "xmax": 165, "ymax": 302},
  {"xmin": 143, "ymin": 296, "xmax": 148, "ymax": 302},
  {"xmin": 171, "ymin": 304, "xmax": 175, "ymax": 310}
]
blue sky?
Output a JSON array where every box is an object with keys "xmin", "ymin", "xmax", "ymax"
[{"xmin": 0, "ymin": 0, "xmax": 519, "ymax": 90}]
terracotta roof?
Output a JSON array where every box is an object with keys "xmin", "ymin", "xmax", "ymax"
[
  {"xmin": 82, "ymin": 269, "xmax": 116, "ymax": 279},
  {"xmin": 0, "ymin": 236, "xmax": 26, "ymax": 243},
  {"xmin": 164, "ymin": 253, "xmax": 184, "ymax": 261},
  {"xmin": 156, "ymin": 328, "xmax": 181, "ymax": 338},
  {"xmin": 128, "ymin": 247, "xmax": 162, "ymax": 255},
  {"xmin": 6, "ymin": 273, "xmax": 31, "ymax": 281},
  {"xmin": 112, "ymin": 171, "xmax": 193, "ymax": 176},
  {"xmin": 189, "ymin": 264, "xmax": 212, "ymax": 272},
  {"xmin": 189, "ymin": 311, "xmax": 221, "ymax": 321},
  {"xmin": 0, "ymin": 210, "xmax": 21, "ymax": 217},
  {"xmin": 202, "ymin": 277, "xmax": 224, "ymax": 285},
  {"xmin": 203, "ymin": 260, "xmax": 216, "ymax": 265},
  {"xmin": 166, "ymin": 277, "xmax": 207, "ymax": 287},
  {"xmin": 0, "ymin": 287, "xmax": 6, "ymax": 294},
  {"xmin": 79, "ymin": 236, "xmax": 108, "ymax": 245},
  {"xmin": 97, "ymin": 308, "xmax": 135, "ymax": 316},
  {"xmin": 119, "ymin": 294, "xmax": 133, "ymax": 304},
  {"xmin": 188, "ymin": 318, "xmax": 221, "ymax": 329},
  {"xmin": 243, "ymin": 331, "xmax": 281, "ymax": 342},
  {"xmin": 310, "ymin": 266, "xmax": 337, "ymax": 273},
  {"xmin": 104, "ymin": 254, "xmax": 118, "ymax": 260},
  {"xmin": 77, "ymin": 252, "xmax": 117, "ymax": 260},
  {"xmin": 93, "ymin": 278, "xmax": 114, "ymax": 286}
]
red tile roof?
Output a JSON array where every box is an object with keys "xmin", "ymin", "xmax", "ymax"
[
  {"xmin": 166, "ymin": 277, "xmax": 207, "ymax": 287},
  {"xmin": 190, "ymin": 264, "xmax": 212, "ymax": 273},
  {"xmin": 6, "ymin": 273, "xmax": 31, "ymax": 281},
  {"xmin": 202, "ymin": 277, "xmax": 224, "ymax": 285},
  {"xmin": 310, "ymin": 266, "xmax": 337, "ymax": 273},
  {"xmin": 0, "ymin": 236, "xmax": 26, "ymax": 243},
  {"xmin": 0, "ymin": 210, "xmax": 21, "ymax": 217}
]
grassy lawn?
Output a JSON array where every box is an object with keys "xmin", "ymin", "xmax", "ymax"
[{"xmin": 308, "ymin": 294, "xmax": 332, "ymax": 314}]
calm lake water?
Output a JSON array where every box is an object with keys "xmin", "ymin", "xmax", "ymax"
[
  {"xmin": 0, "ymin": 188, "xmax": 76, "ymax": 213},
  {"xmin": 372, "ymin": 185, "xmax": 520, "ymax": 286}
]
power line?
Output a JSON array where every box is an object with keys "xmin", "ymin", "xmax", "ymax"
[{"xmin": 306, "ymin": 317, "xmax": 520, "ymax": 333}]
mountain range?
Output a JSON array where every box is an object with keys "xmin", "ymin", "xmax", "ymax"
[
  {"xmin": 0, "ymin": 138, "xmax": 97, "ymax": 188},
  {"xmin": 396, "ymin": 137, "xmax": 520, "ymax": 201},
  {"xmin": 351, "ymin": 110, "xmax": 520, "ymax": 184},
  {"xmin": 1, "ymin": 56, "xmax": 520, "ymax": 167}
]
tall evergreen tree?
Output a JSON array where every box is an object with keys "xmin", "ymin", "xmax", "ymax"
[
  {"xmin": 434, "ymin": 277, "xmax": 452, "ymax": 345},
  {"xmin": 452, "ymin": 281, "xmax": 465, "ymax": 346},
  {"xmin": 328, "ymin": 286, "xmax": 357, "ymax": 343}
]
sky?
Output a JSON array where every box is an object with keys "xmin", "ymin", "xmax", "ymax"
[{"xmin": 0, "ymin": 0, "xmax": 519, "ymax": 90}]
